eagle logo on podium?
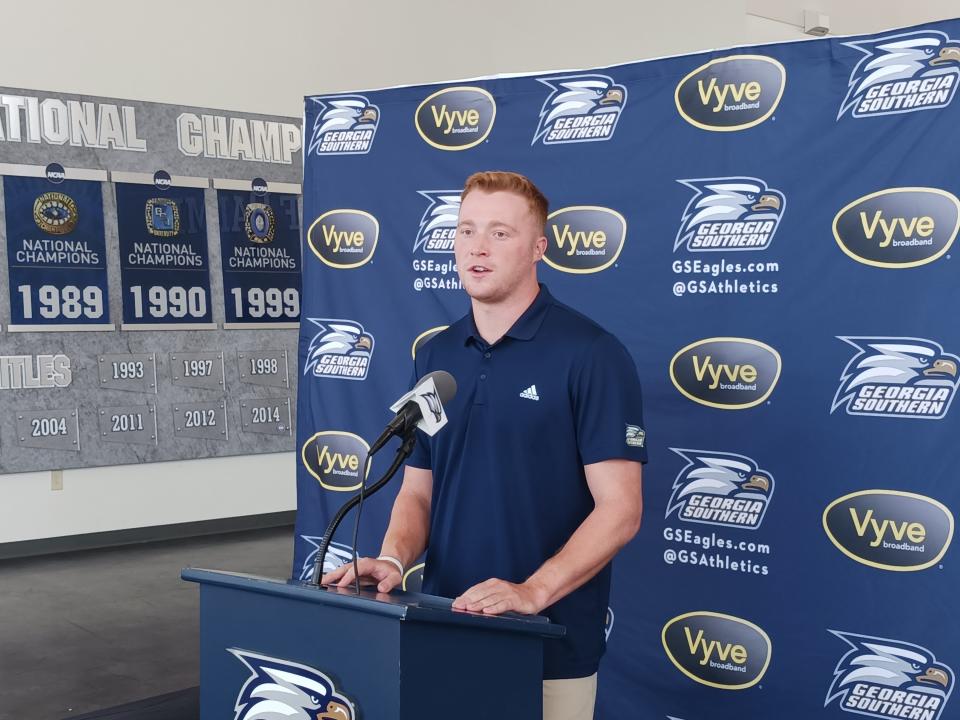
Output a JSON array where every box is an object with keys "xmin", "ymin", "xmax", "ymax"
[
  {"xmin": 230, "ymin": 649, "xmax": 355, "ymax": 720},
  {"xmin": 298, "ymin": 537, "xmax": 354, "ymax": 582},
  {"xmin": 826, "ymin": 631, "xmax": 953, "ymax": 720},
  {"xmin": 532, "ymin": 74, "xmax": 626, "ymax": 145},
  {"xmin": 839, "ymin": 29, "xmax": 960, "ymax": 119}
]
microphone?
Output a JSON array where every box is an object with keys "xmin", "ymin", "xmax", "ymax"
[{"xmin": 368, "ymin": 370, "xmax": 457, "ymax": 456}]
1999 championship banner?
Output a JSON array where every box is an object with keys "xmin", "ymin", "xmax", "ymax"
[{"xmin": 296, "ymin": 19, "xmax": 960, "ymax": 720}]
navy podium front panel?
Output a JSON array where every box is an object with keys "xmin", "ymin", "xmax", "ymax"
[{"xmin": 297, "ymin": 20, "xmax": 960, "ymax": 720}]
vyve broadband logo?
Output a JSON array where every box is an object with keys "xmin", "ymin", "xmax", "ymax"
[
  {"xmin": 675, "ymin": 55, "xmax": 785, "ymax": 131},
  {"xmin": 307, "ymin": 209, "xmax": 379, "ymax": 269},
  {"xmin": 415, "ymin": 86, "xmax": 496, "ymax": 151},
  {"xmin": 670, "ymin": 337, "xmax": 781, "ymax": 409},
  {"xmin": 823, "ymin": 489, "xmax": 954, "ymax": 571},
  {"xmin": 301, "ymin": 430, "xmax": 370, "ymax": 492},
  {"xmin": 544, "ymin": 206, "xmax": 626, "ymax": 273},
  {"xmin": 833, "ymin": 188, "xmax": 959, "ymax": 268},
  {"xmin": 662, "ymin": 611, "xmax": 771, "ymax": 689}
]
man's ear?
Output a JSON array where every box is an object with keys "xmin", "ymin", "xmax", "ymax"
[{"xmin": 535, "ymin": 235, "xmax": 548, "ymax": 261}]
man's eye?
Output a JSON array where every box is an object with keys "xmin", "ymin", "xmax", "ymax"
[{"xmin": 494, "ymin": 231, "xmax": 507, "ymax": 239}]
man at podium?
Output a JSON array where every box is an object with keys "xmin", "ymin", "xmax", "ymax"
[{"xmin": 323, "ymin": 171, "xmax": 646, "ymax": 720}]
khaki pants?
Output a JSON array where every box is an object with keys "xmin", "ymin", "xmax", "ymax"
[{"xmin": 542, "ymin": 673, "xmax": 597, "ymax": 720}]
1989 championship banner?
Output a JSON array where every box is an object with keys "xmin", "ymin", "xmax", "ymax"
[
  {"xmin": 296, "ymin": 19, "xmax": 960, "ymax": 720},
  {"xmin": 0, "ymin": 87, "xmax": 303, "ymax": 473}
]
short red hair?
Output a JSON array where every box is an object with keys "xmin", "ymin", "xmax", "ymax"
[{"xmin": 461, "ymin": 171, "xmax": 549, "ymax": 233}]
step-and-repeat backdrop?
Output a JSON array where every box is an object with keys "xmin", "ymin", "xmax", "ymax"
[{"xmin": 297, "ymin": 19, "xmax": 959, "ymax": 719}]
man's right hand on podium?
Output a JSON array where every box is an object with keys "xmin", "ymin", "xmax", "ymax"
[{"xmin": 321, "ymin": 558, "xmax": 402, "ymax": 594}]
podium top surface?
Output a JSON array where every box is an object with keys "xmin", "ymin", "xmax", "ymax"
[{"xmin": 182, "ymin": 568, "xmax": 565, "ymax": 638}]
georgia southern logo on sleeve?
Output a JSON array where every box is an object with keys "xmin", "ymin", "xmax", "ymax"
[
  {"xmin": 307, "ymin": 94, "xmax": 379, "ymax": 155},
  {"xmin": 304, "ymin": 319, "xmax": 374, "ymax": 380},
  {"xmin": 298, "ymin": 537, "xmax": 354, "ymax": 582},
  {"xmin": 674, "ymin": 177, "xmax": 785, "ymax": 252},
  {"xmin": 667, "ymin": 449, "xmax": 773, "ymax": 530},
  {"xmin": 230, "ymin": 649, "xmax": 356, "ymax": 720},
  {"xmin": 831, "ymin": 337, "xmax": 959, "ymax": 419},
  {"xmin": 415, "ymin": 190, "xmax": 461, "ymax": 254},
  {"xmin": 532, "ymin": 74, "xmax": 627, "ymax": 145},
  {"xmin": 838, "ymin": 30, "xmax": 960, "ymax": 120},
  {"xmin": 826, "ymin": 631, "xmax": 952, "ymax": 720}
]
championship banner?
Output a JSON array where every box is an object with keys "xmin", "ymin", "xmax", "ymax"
[
  {"xmin": 3, "ymin": 166, "xmax": 111, "ymax": 331},
  {"xmin": 115, "ymin": 177, "xmax": 214, "ymax": 330},
  {"xmin": 296, "ymin": 19, "xmax": 960, "ymax": 720},
  {"xmin": 215, "ymin": 180, "xmax": 302, "ymax": 329}
]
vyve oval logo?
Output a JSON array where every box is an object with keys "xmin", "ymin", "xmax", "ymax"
[
  {"xmin": 675, "ymin": 55, "xmax": 785, "ymax": 131},
  {"xmin": 412, "ymin": 326, "xmax": 448, "ymax": 359},
  {"xmin": 544, "ymin": 206, "xmax": 626, "ymax": 274},
  {"xmin": 833, "ymin": 188, "xmax": 960, "ymax": 268},
  {"xmin": 670, "ymin": 337, "xmax": 781, "ymax": 409},
  {"xmin": 301, "ymin": 430, "xmax": 370, "ymax": 492},
  {"xmin": 415, "ymin": 86, "xmax": 496, "ymax": 151},
  {"xmin": 662, "ymin": 611, "xmax": 771, "ymax": 690},
  {"xmin": 823, "ymin": 489, "xmax": 954, "ymax": 572},
  {"xmin": 307, "ymin": 209, "xmax": 379, "ymax": 269}
]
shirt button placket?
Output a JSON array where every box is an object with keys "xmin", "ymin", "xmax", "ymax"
[{"xmin": 476, "ymin": 348, "xmax": 491, "ymax": 405}]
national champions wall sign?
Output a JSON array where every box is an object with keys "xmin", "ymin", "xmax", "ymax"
[
  {"xmin": 297, "ymin": 20, "xmax": 960, "ymax": 720},
  {"xmin": 0, "ymin": 87, "xmax": 303, "ymax": 472}
]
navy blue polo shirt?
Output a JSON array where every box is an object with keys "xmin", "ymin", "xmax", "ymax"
[{"xmin": 407, "ymin": 284, "xmax": 647, "ymax": 680}]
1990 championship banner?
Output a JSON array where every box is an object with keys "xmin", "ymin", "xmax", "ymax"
[{"xmin": 296, "ymin": 19, "xmax": 959, "ymax": 720}]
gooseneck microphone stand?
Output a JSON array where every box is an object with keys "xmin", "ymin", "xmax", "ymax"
[{"xmin": 308, "ymin": 428, "xmax": 418, "ymax": 587}]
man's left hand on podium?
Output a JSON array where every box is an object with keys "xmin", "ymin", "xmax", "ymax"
[{"xmin": 452, "ymin": 577, "xmax": 549, "ymax": 616}]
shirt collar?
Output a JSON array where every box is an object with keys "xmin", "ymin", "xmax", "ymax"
[{"xmin": 461, "ymin": 284, "xmax": 554, "ymax": 347}]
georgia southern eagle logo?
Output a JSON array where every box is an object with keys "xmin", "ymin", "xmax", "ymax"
[
  {"xmin": 826, "ymin": 631, "xmax": 953, "ymax": 720},
  {"xmin": 415, "ymin": 190, "xmax": 461, "ymax": 254},
  {"xmin": 666, "ymin": 449, "xmax": 773, "ymax": 530},
  {"xmin": 298, "ymin": 537, "xmax": 354, "ymax": 582},
  {"xmin": 308, "ymin": 94, "xmax": 379, "ymax": 155},
  {"xmin": 532, "ymin": 74, "xmax": 626, "ymax": 145},
  {"xmin": 839, "ymin": 29, "xmax": 960, "ymax": 119},
  {"xmin": 230, "ymin": 649, "xmax": 355, "ymax": 720},
  {"xmin": 674, "ymin": 177, "xmax": 785, "ymax": 252},
  {"xmin": 831, "ymin": 337, "xmax": 960, "ymax": 419},
  {"xmin": 304, "ymin": 319, "xmax": 374, "ymax": 381}
]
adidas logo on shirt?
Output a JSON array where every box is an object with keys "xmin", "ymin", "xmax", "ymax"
[{"xmin": 519, "ymin": 384, "xmax": 540, "ymax": 401}]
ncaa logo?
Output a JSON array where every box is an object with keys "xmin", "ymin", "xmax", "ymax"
[
  {"xmin": 822, "ymin": 489, "xmax": 954, "ymax": 572},
  {"xmin": 301, "ymin": 430, "xmax": 370, "ymax": 492},
  {"xmin": 304, "ymin": 319, "xmax": 374, "ymax": 381},
  {"xmin": 153, "ymin": 170, "xmax": 172, "ymax": 190},
  {"xmin": 670, "ymin": 338, "xmax": 781, "ymax": 410},
  {"xmin": 675, "ymin": 177, "xmax": 785, "ymax": 252},
  {"xmin": 675, "ymin": 55, "xmax": 786, "ymax": 131},
  {"xmin": 826, "ymin": 630, "xmax": 953, "ymax": 720},
  {"xmin": 415, "ymin": 191, "xmax": 461, "ymax": 254},
  {"xmin": 415, "ymin": 86, "xmax": 496, "ymax": 151},
  {"xmin": 44, "ymin": 162, "xmax": 66, "ymax": 184},
  {"xmin": 532, "ymin": 74, "xmax": 627, "ymax": 145},
  {"xmin": 307, "ymin": 94, "xmax": 379, "ymax": 155},
  {"xmin": 298, "ymin": 537, "xmax": 354, "ymax": 581},
  {"xmin": 667, "ymin": 449, "xmax": 774, "ymax": 530},
  {"xmin": 307, "ymin": 209, "xmax": 379, "ymax": 269},
  {"xmin": 545, "ymin": 206, "xmax": 626, "ymax": 273},
  {"xmin": 230, "ymin": 649, "xmax": 356, "ymax": 720},
  {"xmin": 831, "ymin": 337, "xmax": 960, "ymax": 419},
  {"xmin": 833, "ymin": 188, "xmax": 959, "ymax": 268},
  {"xmin": 839, "ymin": 30, "xmax": 960, "ymax": 119},
  {"xmin": 661, "ymin": 611, "xmax": 771, "ymax": 690}
]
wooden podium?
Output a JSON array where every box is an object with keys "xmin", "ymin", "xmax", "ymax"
[{"xmin": 182, "ymin": 568, "xmax": 564, "ymax": 719}]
